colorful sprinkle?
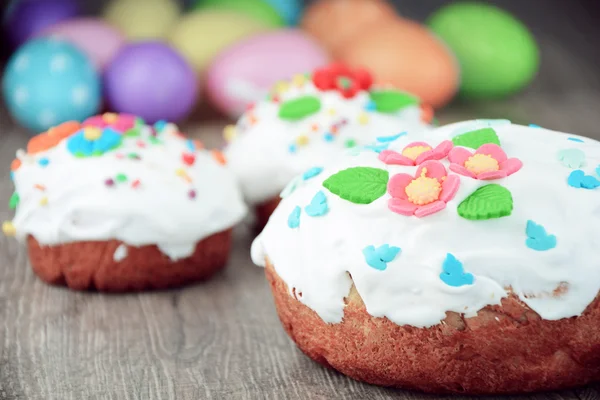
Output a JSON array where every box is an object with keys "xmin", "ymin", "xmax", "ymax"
[
  {"xmin": 296, "ymin": 135, "xmax": 309, "ymax": 146},
  {"xmin": 131, "ymin": 179, "xmax": 141, "ymax": 189},
  {"xmin": 34, "ymin": 184, "xmax": 46, "ymax": 191},
  {"xmin": 557, "ymin": 148, "xmax": 585, "ymax": 169},
  {"xmin": 305, "ymin": 191, "xmax": 329, "ymax": 217},
  {"xmin": 38, "ymin": 157, "xmax": 50, "ymax": 167},
  {"xmin": 39, "ymin": 197, "xmax": 48, "ymax": 206},
  {"xmin": 364, "ymin": 100, "xmax": 377, "ymax": 112},
  {"xmin": 154, "ymin": 120, "xmax": 167, "ymax": 132},
  {"xmin": 288, "ymin": 144, "xmax": 297, "ymax": 153},
  {"xmin": 323, "ymin": 167, "xmax": 389, "ymax": 205},
  {"xmin": 344, "ymin": 139, "xmax": 357, "ymax": 148},
  {"xmin": 2, "ymin": 221, "xmax": 16, "ymax": 237},
  {"xmin": 362, "ymin": 244, "xmax": 401, "ymax": 271},
  {"xmin": 188, "ymin": 189, "xmax": 197, "ymax": 199},
  {"xmin": 525, "ymin": 220, "xmax": 557, "ymax": 251},
  {"xmin": 287, "ymin": 206, "xmax": 301, "ymax": 228},
  {"xmin": 357, "ymin": 112, "xmax": 369, "ymax": 125},
  {"xmin": 185, "ymin": 139, "xmax": 196, "ymax": 152},
  {"xmin": 211, "ymin": 150, "xmax": 227, "ymax": 165},
  {"xmin": 105, "ymin": 178, "xmax": 115, "ymax": 187},
  {"xmin": 9, "ymin": 192, "xmax": 19, "ymax": 209},
  {"xmin": 127, "ymin": 153, "xmax": 141, "ymax": 160},
  {"xmin": 440, "ymin": 254, "xmax": 474, "ymax": 287},
  {"xmin": 568, "ymin": 170, "xmax": 600, "ymax": 189},
  {"xmin": 10, "ymin": 172, "xmax": 15, "ymax": 181},
  {"xmin": 148, "ymin": 136, "xmax": 162, "ymax": 145},
  {"xmin": 136, "ymin": 140, "xmax": 146, "ymax": 148},
  {"xmin": 529, "ymin": 124, "xmax": 541, "ymax": 128},
  {"xmin": 302, "ymin": 167, "xmax": 323, "ymax": 181},
  {"xmin": 327, "ymin": 108, "xmax": 336, "ymax": 116},
  {"xmin": 568, "ymin": 137, "xmax": 584, "ymax": 143},
  {"xmin": 376, "ymin": 132, "xmax": 406, "ymax": 143},
  {"xmin": 182, "ymin": 153, "xmax": 196, "ymax": 166},
  {"xmin": 11, "ymin": 158, "xmax": 21, "ymax": 172},
  {"xmin": 116, "ymin": 173, "xmax": 128, "ymax": 183},
  {"xmin": 223, "ymin": 125, "xmax": 237, "ymax": 142},
  {"xmin": 323, "ymin": 133, "xmax": 335, "ymax": 142}
]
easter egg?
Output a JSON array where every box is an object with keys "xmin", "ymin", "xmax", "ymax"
[
  {"xmin": 206, "ymin": 29, "xmax": 329, "ymax": 118},
  {"xmin": 2, "ymin": 38, "xmax": 101, "ymax": 132},
  {"xmin": 263, "ymin": 0, "xmax": 303, "ymax": 26},
  {"xmin": 168, "ymin": 10, "xmax": 270, "ymax": 75},
  {"xmin": 104, "ymin": 42, "xmax": 199, "ymax": 123},
  {"xmin": 427, "ymin": 3, "xmax": 539, "ymax": 99},
  {"xmin": 337, "ymin": 19, "xmax": 459, "ymax": 108},
  {"xmin": 36, "ymin": 18, "xmax": 126, "ymax": 71},
  {"xmin": 301, "ymin": 0, "xmax": 397, "ymax": 57},
  {"xmin": 194, "ymin": 0, "xmax": 284, "ymax": 27},
  {"xmin": 3, "ymin": 0, "xmax": 80, "ymax": 47},
  {"xmin": 103, "ymin": 0, "xmax": 180, "ymax": 40}
]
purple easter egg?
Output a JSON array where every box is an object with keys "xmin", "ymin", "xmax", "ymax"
[
  {"xmin": 37, "ymin": 18, "xmax": 126, "ymax": 71},
  {"xmin": 103, "ymin": 42, "xmax": 199, "ymax": 123},
  {"xmin": 4, "ymin": 0, "xmax": 80, "ymax": 47},
  {"xmin": 206, "ymin": 29, "xmax": 329, "ymax": 118}
]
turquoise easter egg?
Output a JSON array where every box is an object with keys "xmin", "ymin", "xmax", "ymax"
[
  {"xmin": 427, "ymin": 2, "xmax": 539, "ymax": 99},
  {"xmin": 2, "ymin": 38, "xmax": 101, "ymax": 132}
]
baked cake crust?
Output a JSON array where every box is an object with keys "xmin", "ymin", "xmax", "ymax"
[
  {"xmin": 266, "ymin": 261, "xmax": 600, "ymax": 394},
  {"xmin": 28, "ymin": 229, "xmax": 232, "ymax": 292}
]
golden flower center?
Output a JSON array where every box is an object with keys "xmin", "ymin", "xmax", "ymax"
[
  {"xmin": 405, "ymin": 168, "xmax": 442, "ymax": 205},
  {"xmin": 402, "ymin": 145, "xmax": 432, "ymax": 161},
  {"xmin": 83, "ymin": 127, "xmax": 102, "ymax": 141},
  {"xmin": 103, "ymin": 113, "xmax": 118, "ymax": 123},
  {"xmin": 464, "ymin": 154, "xmax": 499, "ymax": 175}
]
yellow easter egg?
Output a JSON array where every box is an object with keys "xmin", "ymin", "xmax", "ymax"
[
  {"xmin": 168, "ymin": 10, "xmax": 270, "ymax": 75},
  {"xmin": 104, "ymin": 0, "xmax": 181, "ymax": 40}
]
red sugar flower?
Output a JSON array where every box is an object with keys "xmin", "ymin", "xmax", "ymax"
[
  {"xmin": 448, "ymin": 144, "xmax": 522, "ymax": 180},
  {"xmin": 387, "ymin": 160, "xmax": 460, "ymax": 218},
  {"xmin": 379, "ymin": 140, "xmax": 453, "ymax": 166},
  {"xmin": 312, "ymin": 63, "xmax": 373, "ymax": 99}
]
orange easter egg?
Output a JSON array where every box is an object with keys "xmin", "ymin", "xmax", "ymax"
[
  {"xmin": 337, "ymin": 19, "xmax": 459, "ymax": 108},
  {"xmin": 301, "ymin": 0, "xmax": 397, "ymax": 57}
]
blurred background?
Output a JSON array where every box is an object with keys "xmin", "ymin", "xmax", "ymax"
[{"xmin": 1, "ymin": 0, "xmax": 600, "ymax": 143}]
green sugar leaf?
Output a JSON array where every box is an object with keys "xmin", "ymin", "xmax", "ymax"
[
  {"xmin": 9, "ymin": 192, "xmax": 19, "ymax": 209},
  {"xmin": 369, "ymin": 90, "xmax": 420, "ymax": 113},
  {"xmin": 278, "ymin": 96, "xmax": 322, "ymax": 121},
  {"xmin": 457, "ymin": 184, "xmax": 513, "ymax": 220},
  {"xmin": 323, "ymin": 167, "xmax": 389, "ymax": 204},
  {"xmin": 452, "ymin": 127, "xmax": 500, "ymax": 149}
]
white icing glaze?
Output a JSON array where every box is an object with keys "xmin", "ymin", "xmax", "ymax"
[
  {"xmin": 9, "ymin": 122, "xmax": 247, "ymax": 260},
  {"xmin": 252, "ymin": 120, "xmax": 600, "ymax": 327},
  {"xmin": 113, "ymin": 243, "xmax": 128, "ymax": 262},
  {"xmin": 224, "ymin": 80, "xmax": 432, "ymax": 205}
]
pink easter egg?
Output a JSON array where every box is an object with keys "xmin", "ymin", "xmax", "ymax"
[
  {"xmin": 37, "ymin": 18, "xmax": 126, "ymax": 71},
  {"xmin": 206, "ymin": 29, "xmax": 330, "ymax": 118}
]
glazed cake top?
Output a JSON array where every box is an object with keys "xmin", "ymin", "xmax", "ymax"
[
  {"xmin": 224, "ymin": 63, "xmax": 434, "ymax": 205},
  {"xmin": 252, "ymin": 119, "xmax": 600, "ymax": 328},
  {"xmin": 4, "ymin": 113, "xmax": 247, "ymax": 260}
]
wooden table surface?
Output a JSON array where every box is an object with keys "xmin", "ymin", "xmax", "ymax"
[{"xmin": 2, "ymin": 1, "xmax": 600, "ymax": 399}]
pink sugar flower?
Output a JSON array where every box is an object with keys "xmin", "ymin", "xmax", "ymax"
[
  {"xmin": 448, "ymin": 144, "xmax": 522, "ymax": 180},
  {"xmin": 378, "ymin": 140, "xmax": 453, "ymax": 166},
  {"xmin": 387, "ymin": 160, "xmax": 460, "ymax": 218},
  {"xmin": 82, "ymin": 113, "xmax": 137, "ymax": 133}
]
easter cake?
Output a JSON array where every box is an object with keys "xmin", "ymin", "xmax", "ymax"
[
  {"xmin": 224, "ymin": 63, "xmax": 434, "ymax": 227},
  {"xmin": 4, "ymin": 113, "xmax": 247, "ymax": 292},
  {"xmin": 251, "ymin": 119, "xmax": 600, "ymax": 393}
]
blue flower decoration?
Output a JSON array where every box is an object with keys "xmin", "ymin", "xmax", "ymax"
[
  {"xmin": 302, "ymin": 167, "xmax": 323, "ymax": 181},
  {"xmin": 288, "ymin": 206, "xmax": 301, "ymax": 228},
  {"xmin": 363, "ymin": 244, "xmax": 401, "ymax": 271},
  {"xmin": 525, "ymin": 220, "xmax": 557, "ymax": 251},
  {"xmin": 305, "ymin": 191, "xmax": 329, "ymax": 217},
  {"xmin": 67, "ymin": 127, "xmax": 122, "ymax": 157}
]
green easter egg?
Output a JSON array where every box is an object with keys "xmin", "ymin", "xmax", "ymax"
[
  {"xmin": 427, "ymin": 3, "xmax": 539, "ymax": 99},
  {"xmin": 195, "ymin": 0, "xmax": 284, "ymax": 27}
]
